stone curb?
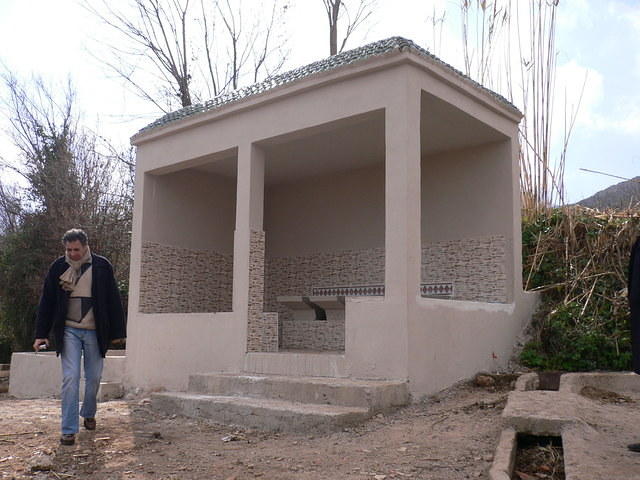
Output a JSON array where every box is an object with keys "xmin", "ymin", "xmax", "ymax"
[{"xmin": 488, "ymin": 427, "xmax": 516, "ymax": 480}]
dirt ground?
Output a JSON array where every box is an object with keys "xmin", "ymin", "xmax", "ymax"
[{"xmin": 0, "ymin": 381, "xmax": 512, "ymax": 480}]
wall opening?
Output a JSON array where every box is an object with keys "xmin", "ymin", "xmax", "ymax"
[
  {"xmin": 139, "ymin": 153, "xmax": 237, "ymax": 313},
  {"xmin": 420, "ymin": 91, "xmax": 511, "ymax": 303},
  {"xmin": 260, "ymin": 111, "xmax": 386, "ymax": 351}
]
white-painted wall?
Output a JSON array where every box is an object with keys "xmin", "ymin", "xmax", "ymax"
[
  {"xmin": 142, "ymin": 169, "xmax": 236, "ymax": 254},
  {"xmin": 265, "ymin": 164, "xmax": 385, "ymax": 257},
  {"xmin": 421, "ymin": 141, "xmax": 512, "ymax": 243}
]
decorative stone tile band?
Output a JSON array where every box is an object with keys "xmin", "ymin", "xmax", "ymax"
[
  {"xmin": 312, "ymin": 283, "xmax": 454, "ymax": 298},
  {"xmin": 420, "ymin": 283, "xmax": 454, "ymax": 297},
  {"xmin": 312, "ymin": 285, "xmax": 385, "ymax": 297}
]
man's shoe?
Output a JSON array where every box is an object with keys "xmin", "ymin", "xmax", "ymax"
[
  {"xmin": 628, "ymin": 443, "xmax": 640, "ymax": 452},
  {"xmin": 60, "ymin": 434, "xmax": 75, "ymax": 445},
  {"xmin": 83, "ymin": 418, "xmax": 96, "ymax": 431}
]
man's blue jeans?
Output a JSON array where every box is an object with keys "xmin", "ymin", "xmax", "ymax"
[{"xmin": 61, "ymin": 327, "xmax": 104, "ymax": 434}]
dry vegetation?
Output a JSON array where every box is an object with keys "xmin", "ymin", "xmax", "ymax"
[{"xmin": 520, "ymin": 206, "xmax": 640, "ymax": 371}]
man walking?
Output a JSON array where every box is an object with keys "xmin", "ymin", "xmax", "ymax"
[{"xmin": 33, "ymin": 229, "xmax": 126, "ymax": 446}]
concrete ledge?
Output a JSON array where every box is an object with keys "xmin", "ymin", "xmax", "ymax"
[
  {"xmin": 152, "ymin": 392, "xmax": 370, "ymax": 432},
  {"xmin": 188, "ymin": 373, "xmax": 409, "ymax": 412},
  {"xmin": 9, "ymin": 351, "xmax": 126, "ymax": 399},
  {"xmin": 499, "ymin": 372, "xmax": 640, "ymax": 480},
  {"xmin": 488, "ymin": 428, "xmax": 516, "ymax": 480},
  {"xmin": 560, "ymin": 371, "xmax": 640, "ymax": 394},
  {"xmin": 502, "ymin": 391, "xmax": 590, "ymax": 436}
]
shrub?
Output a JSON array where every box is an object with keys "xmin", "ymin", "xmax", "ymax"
[{"xmin": 520, "ymin": 207, "xmax": 639, "ymax": 371}]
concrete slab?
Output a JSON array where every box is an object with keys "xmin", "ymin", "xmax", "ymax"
[
  {"xmin": 187, "ymin": 373, "xmax": 409, "ymax": 412},
  {"xmin": 502, "ymin": 390, "xmax": 592, "ymax": 436},
  {"xmin": 497, "ymin": 372, "xmax": 640, "ymax": 480},
  {"xmin": 8, "ymin": 351, "xmax": 126, "ymax": 399},
  {"xmin": 152, "ymin": 392, "xmax": 370, "ymax": 432}
]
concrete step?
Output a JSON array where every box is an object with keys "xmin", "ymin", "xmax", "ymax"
[
  {"xmin": 188, "ymin": 373, "xmax": 409, "ymax": 412},
  {"xmin": 152, "ymin": 392, "xmax": 370, "ymax": 432}
]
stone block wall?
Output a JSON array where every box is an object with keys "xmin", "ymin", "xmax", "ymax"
[
  {"xmin": 139, "ymin": 242, "xmax": 232, "ymax": 313},
  {"xmin": 421, "ymin": 235, "xmax": 507, "ymax": 303},
  {"xmin": 280, "ymin": 319, "xmax": 345, "ymax": 351},
  {"xmin": 247, "ymin": 231, "xmax": 278, "ymax": 352},
  {"xmin": 265, "ymin": 248, "xmax": 383, "ymax": 351},
  {"xmin": 267, "ymin": 235, "xmax": 507, "ymax": 351}
]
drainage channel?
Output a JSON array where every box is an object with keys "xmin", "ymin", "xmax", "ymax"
[{"xmin": 512, "ymin": 433, "xmax": 564, "ymax": 480}]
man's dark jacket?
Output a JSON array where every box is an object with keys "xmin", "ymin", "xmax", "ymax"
[
  {"xmin": 35, "ymin": 253, "xmax": 126, "ymax": 357},
  {"xmin": 629, "ymin": 237, "xmax": 640, "ymax": 374}
]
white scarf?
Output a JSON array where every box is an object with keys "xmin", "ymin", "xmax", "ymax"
[{"xmin": 59, "ymin": 246, "xmax": 92, "ymax": 292}]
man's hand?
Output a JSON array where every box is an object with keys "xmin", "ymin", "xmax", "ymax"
[
  {"xmin": 111, "ymin": 338, "xmax": 126, "ymax": 346},
  {"xmin": 33, "ymin": 338, "xmax": 49, "ymax": 352}
]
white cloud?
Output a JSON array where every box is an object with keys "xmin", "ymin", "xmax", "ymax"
[
  {"xmin": 555, "ymin": 60, "xmax": 640, "ymax": 136},
  {"xmin": 558, "ymin": 0, "xmax": 591, "ymax": 29},
  {"xmin": 555, "ymin": 60, "xmax": 603, "ymax": 131}
]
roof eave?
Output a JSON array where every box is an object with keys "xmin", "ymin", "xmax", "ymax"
[{"xmin": 131, "ymin": 47, "xmax": 521, "ymax": 147}]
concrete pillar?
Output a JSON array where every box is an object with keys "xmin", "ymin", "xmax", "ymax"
[
  {"xmin": 509, "ymin": 134, "xmax": 522, "ymax": 300},
  {"xmin": 233, "ymin": 144, "xmax": 277, "ymax": 352},
  {"xmin": 233, "ymin": 144, "xmax": 265, "ymax": 314},
  {"xmin": 384, "ymin": 82, "xmax": 422, "ymax": 301}
]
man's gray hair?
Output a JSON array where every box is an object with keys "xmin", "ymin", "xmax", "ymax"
[{"xmin": 62, "ymin": 228, "xmax": 88, "ymax": 246}]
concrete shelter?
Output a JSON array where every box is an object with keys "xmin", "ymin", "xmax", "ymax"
[{"xmin": 127, "ymin": 37, "xmax": 537, "ymax": 400}]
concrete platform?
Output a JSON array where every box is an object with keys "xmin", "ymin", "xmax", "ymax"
[
  {"xmin": 153, "ymin": 392, "xmax": 370, "ymax": 432},
  {"xmin": 492, "ymin": 372, "xmax": 640, "ymax": 480},
  {"xmin": 8, "ymin": 351, "xmax": 126, "ymax": 400},
  {"xmin": 187, "ymin": 373, "xmax": 408, "ymax": 411},
  {"xmin": 153, "ymin": 372, "xmax": 409, "ymax": 432}
]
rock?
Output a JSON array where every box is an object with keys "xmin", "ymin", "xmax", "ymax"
[
  {"xmin": 374, "ymin": 475, "xmax": 387, "ymax": 480},
  {"xmin": 29, "ymin": 452, "xmax": 54, "ymax": 471},
  {"xmin": 474, "ymin": 374, "xmax": 496, "ymax": 388}
]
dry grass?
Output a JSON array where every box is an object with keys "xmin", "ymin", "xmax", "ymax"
[{"xmin": 521, "ymin": 205, "xmax": 640, "ymax": 370}]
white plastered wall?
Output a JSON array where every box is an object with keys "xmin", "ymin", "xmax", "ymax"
[
  {"xmin": 408, "ymin": 69, "xmax": 535, "ymax": 397},
  {"xmin": 265, "ymin": 164, "xmax": 385, "ymax": 256},
  {"xmin": 142, "ymin": 169, "xmax": 236, "ymax": 254}
]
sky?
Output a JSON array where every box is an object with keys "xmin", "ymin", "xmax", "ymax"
[{"xmin": 0, "ymin": 0, "xmax": 639, "ymax": 203}]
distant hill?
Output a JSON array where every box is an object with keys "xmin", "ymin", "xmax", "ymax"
[{"xmin": 576, "ymin": 176, "xmax": 640, "ymax": 210}]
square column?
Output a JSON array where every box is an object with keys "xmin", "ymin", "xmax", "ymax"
[
  {"xmin": 233, "ymin": 144, "xmax": 265, "ymax": 313},
  {"xmin": 384, "ymin": 84, "xmax": 422, "ymax": 301},
  {"xmin": 233, "ymin": 144, "xmax": 277, "ymax": 352}
]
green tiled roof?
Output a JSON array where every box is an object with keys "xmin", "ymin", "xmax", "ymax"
[{"xmin": 138, "ymin": 36, "xmax": 519, "ymax": 134}]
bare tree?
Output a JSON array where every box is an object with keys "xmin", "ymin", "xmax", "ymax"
[
  {"xmin": 0, "ymin": 72, "xmax": 133, "ymax": 349},
  {"xmin": 0, "ymin": 182, "xmax": 21, "ymax": 234},
  {"xmin": 87, "ymin": 0, "xmax": 290, "ymax": 113},
  {"xmin": 322, "ymin": 0, "xmax": 376, "ymax": 56}
]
